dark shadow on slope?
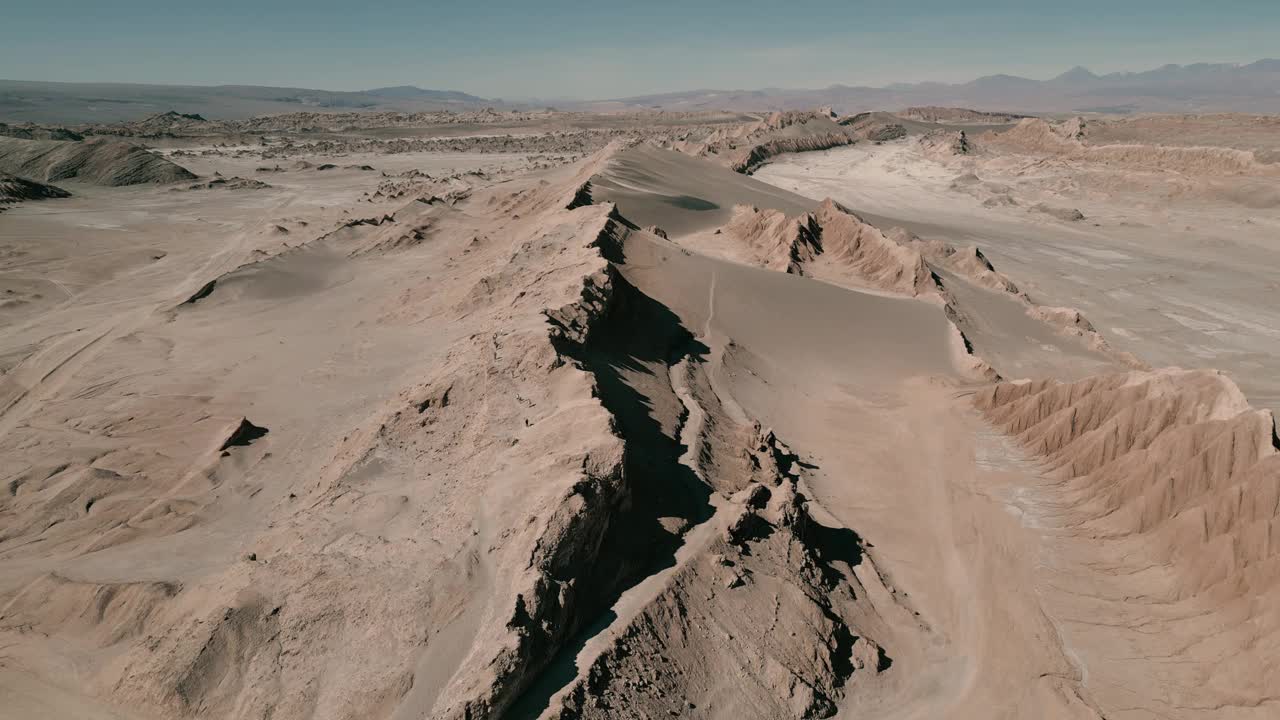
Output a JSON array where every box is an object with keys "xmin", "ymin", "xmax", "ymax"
[
  {"xmin": 804, "ymin": 517, "xmax": 866, "ymax": 570},
  {"xmin": 509, "ymin": 272, "xmax": 714, "ymax": 719},
  {"xmin": 876, "ymin": 645, "xmax": 893, "ymax": 672},
  {"xmin": 503, "ymin": 609, "xmax": 618, "ymax": 720},
  {"xmin": 566, "ymin": 180, "xmax": 593, "ymax": 210},
  {"xmin": 218, "ymin": 418, "xmax": 269, "ymax": 451},
  {"xmin": 182, "ymin": 279, "xmax": 217, "ymax": 304},
  {"xmin": 661, "ymin": 194, "xmax": 718, "ymax": 212}
]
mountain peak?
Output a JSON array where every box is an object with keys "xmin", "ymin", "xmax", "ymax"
[
  {"xmin": 1053, "ymin": 66, "xmax": 1098, "ymax": 83},
  {"xmin": 361, "ymin": 86, "xmax": 486, "ymax": 102},
  {"xmin": 1244, "ymin": 58, "xmax": 1280, "ymax": 72}
]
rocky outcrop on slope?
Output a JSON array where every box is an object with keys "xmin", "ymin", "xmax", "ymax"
[
  {"xmin": 721, "ymin": 197, "xmax": 1024, "ymax": 301},
  {"xmin": 897, "ymin": 107, "xmax": 1031, "ymax": 124},
  {"xmin": 86, "ymin": 111, "xmax": 234, "ymax": 138},
  {"xmin": 544, "ymin": 479, "xmax": 892, "ymax": 720},
  {"xmin": 0, "ymin": 122, "xmax": 84, "ymax": 141},
  {"xmin": 723, "ymin": 204, "xmax": 822, "ymax": 274},
  {"xmin": 0, "ymin": 171, "xmax": 70, "ymax": 210},
  {"xmin": 918, "ymin": 129, "xmax": 974, "ymax": 158},
  {"xmin": 811, "ymin": 200, "xmax": 937, "ymax": 295},
  {"xmin": 172, "ymin": 175, "xmax": 271, "ymax": 192},
  {"xmin": 722, "ymin": 200, "xmax": 935, "ymax": 297},
  {"xmin": 675, "ymin": 110, "xmax": 858, "ymax": 174},
  {"xmin": 0, "ymin": 137, "xmax": 196, "ymax": 186},
  {"xmin": 728, "ymin": 112, "xmax": 858, "ymax": 174}
]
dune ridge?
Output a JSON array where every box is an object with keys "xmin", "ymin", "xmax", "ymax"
[{"xmin": 437, "ymin": 145, "xmax": 917, "ymax": 720}]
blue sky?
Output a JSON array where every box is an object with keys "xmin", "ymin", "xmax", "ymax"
[{"xmin": 2, "ymin": 0, "xmax": 1277, "ymax": 99}]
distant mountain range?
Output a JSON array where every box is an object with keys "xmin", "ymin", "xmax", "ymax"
[
  {"xmin": 2, "ymin": 59, "xmax": 1279, "ymax": 124},
  {"xmin": 0, "ymin": 80, "xmax": 491, "ymax": 124},
  {"xmin": 599, "ymin": 59, "xmax": 1280, "ymax": 115}
]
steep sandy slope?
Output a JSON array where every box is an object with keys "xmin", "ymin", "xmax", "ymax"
[
  {"xmin": 588, "ymin": 142, "xmax": 811, "ymax": 236},
  {"xmin": 0, "ymin": 137, "xmax": 196, "ymax": 186},
  {"xmin": 593, "ymin": 144, "xmax": 1138, "ymax": 379}
]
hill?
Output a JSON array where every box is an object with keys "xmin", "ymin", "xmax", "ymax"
[
  {"xmin": 0, "ymin": 137, "xmax": 196, "ymax": 185},
  {"xmin": 362, "ymin": 86, "xmax": 487, "ymax": 103},
  {"xmin": 0, "ymin": 171, "xmax": 70, "ymax": 209}
]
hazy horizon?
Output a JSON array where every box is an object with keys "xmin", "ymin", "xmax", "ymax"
[
  {"xmin": 3, "ymin": 0, "xmax": 1279, "ymax": 100},
  {"xmin": 2, "ymin": 56, "xmax": 1277, "ymax": 102}
]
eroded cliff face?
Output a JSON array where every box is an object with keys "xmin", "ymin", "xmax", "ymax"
[
  {"xmin": 975, "ymin": 370, "xmax": 1280, "ymax": 718},
  {"xmin": 0, "ymin": 147, "xmax": 641, "ymax": 720}
]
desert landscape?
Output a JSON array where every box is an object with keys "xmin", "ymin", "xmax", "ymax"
[{"xmin": 2, "ymin": 30, "xmax": 1279, "ymax": 720}]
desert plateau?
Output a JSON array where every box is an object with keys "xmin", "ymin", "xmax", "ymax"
[{"xmin": 2, "ymin": 6, "xmax": 1279, "ymax": 718}]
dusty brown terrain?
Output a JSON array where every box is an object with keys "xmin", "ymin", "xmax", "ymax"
[{"xmin": 0, "ymin": 107, "xmax": 1277, "ymax": 720}]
